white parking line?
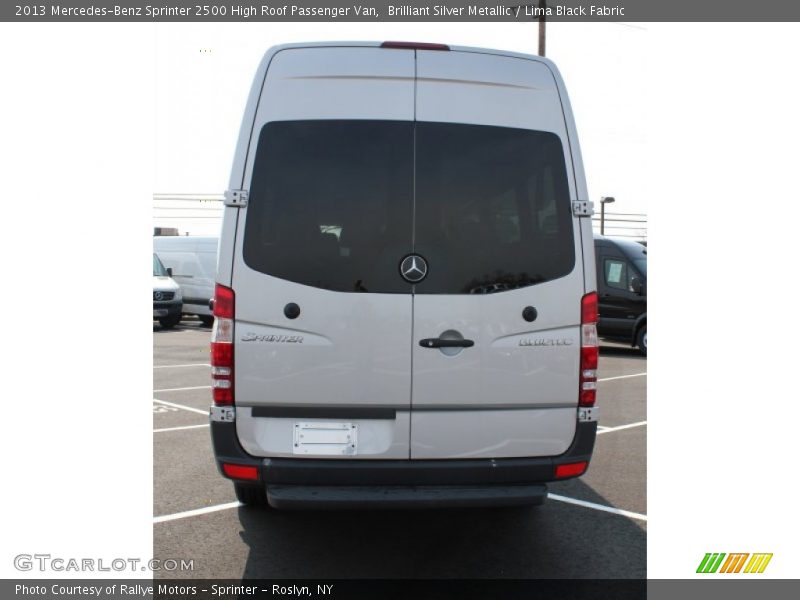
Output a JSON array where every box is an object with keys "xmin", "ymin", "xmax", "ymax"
[
  {"xmin": 154, "ymin": 385, "xmax": 212, "ymax": 393},
  {"xmin": 154, "ymin": 363, "xmax": 209, "ymax": 369},
  {"xmin": 153, "ymin": 398, "xmax": 208, "ymax": 415},
  {"xmin": 597, "ymin": 421, "xmax": 647, "ymax": 435},
  {"xmin": 154, "ymin": 423, "xmax": 210, "ymax": 433},
  {"xmin": 154, "ymin": 501, "xmax": 242, "ymax": 524},
  {"xmin": 598, "ymin": 372, "xmax": 647, "ymax": 382},
  {"xmin": 547, "ymin": 493, "xmax": 647, "ymax": 522}
]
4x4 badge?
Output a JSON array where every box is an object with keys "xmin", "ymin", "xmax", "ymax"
[{"xmin": 400, "ymin": 254, "xmax": 428, "ymax": 283}]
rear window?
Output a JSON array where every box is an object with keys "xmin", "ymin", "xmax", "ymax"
[
  {"xmin": 414, "ymin": 123, "xmax": 575, "ymax": 294},
  {"xmin": 243, "ymin": 120, "xmax": 413, "ymax": 293},
  {"xmin": 243, "ymin": 120, "xmax": 574, "ymax": 294}
]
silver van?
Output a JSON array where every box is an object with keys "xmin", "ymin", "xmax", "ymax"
[
  {"xmin": 153, "ymin": 253, "xmax": 182, "ymax": 329},
  {"xmin": 210, "ymin": 42, "xmax": 599, "ymax": 509}
]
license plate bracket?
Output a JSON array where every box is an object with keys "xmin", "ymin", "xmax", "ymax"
[{"xmin": 293, "ymin": 422, "xmax": 357, "ymax": 456}]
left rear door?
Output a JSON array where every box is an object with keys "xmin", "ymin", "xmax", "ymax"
[{"xmin": 231, "ymin": 47, "xmax": 416, "ymax": 459}]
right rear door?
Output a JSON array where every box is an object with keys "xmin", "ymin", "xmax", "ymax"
[{"xmin": 409, "ymin": 50, "xmax": 586, "ymax": 459}]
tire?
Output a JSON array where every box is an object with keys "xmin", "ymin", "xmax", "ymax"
[
  {"xmin": 636, "ymin": 325, "xmax": 647, "ymax": 357},
  {"xmin": 234, "ymin": 482, "xmax": 268, "ymax": 507},
  {"xmin": 199, "ymin": 315, "xmax": 214, "ymax": 327},
  {"xmin": 158, "ymin": 314, "xmax": 181, "ymax": 329}
]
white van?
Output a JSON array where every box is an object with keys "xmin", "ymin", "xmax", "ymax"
[
  {"xmin": 210, "ymin": 42, "xmax": 599, "ymax": 509},
  {"xmin": 152, "ymin": 253, "xmax": 182, "ymax": 329},
  {"xmin": 154, "ymin": 236, "xmax": 218, "ymax": 326}
]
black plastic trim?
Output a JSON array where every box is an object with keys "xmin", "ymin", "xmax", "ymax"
[
  {"xmin": 251, "ymin": 406, "xmax": 397, "ymax": 419},
  {"xmin": 266, "ymin": 484, "xmax": 547, "ymax": 510},
  {"xmin": 153, "ymin": 302, "xmax": 182, "ymax": 316},
  {"xmin": 182, "ymin": 296, "xmax": 211, "ymax": 306},
  {"xmin": 210, "ymin": 421, "xmax": 261, "ymax": 479}
]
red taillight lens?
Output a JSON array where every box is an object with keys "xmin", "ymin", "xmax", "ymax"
[
  {"xmin": 213, "ymin": 283, "xmax": 234, "ymax": 319},
  {"xmin": 580, "ymin": 292, "xmax": 599, "ymax": 407},
  {"xmin": 222, "ymin": 463, "xmax": 258, "ymax": 481},
  {"xmin": 555, "ymin": 461, "xmax": 588, "ymax": 479},
  {"xmin": 211, "ymin": 342, "xmax": 232, "ymax": 366},
  {"xmin": 581, "ymin": 291, "xmax": 598, "ymax": 324},
  {"xmin": 381, "ymin": 41, "xmax": 450, "ymax": 51},
  {"xmin": 211, "ymin": 284, "xmax": 235, "ymax": 406}
]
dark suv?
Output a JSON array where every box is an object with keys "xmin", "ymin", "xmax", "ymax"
[{"xmin": 594, "ymin": 236, "xmax": 647, "ymax": 356}]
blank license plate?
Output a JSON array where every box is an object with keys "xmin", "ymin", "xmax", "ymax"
[
  {"xmin": 153, "ymin": 309, "xmax": 168, "ymax": 317},
  {"xmin": 293, "ymin": 422, "xmax": 357, "ymax": 456}
]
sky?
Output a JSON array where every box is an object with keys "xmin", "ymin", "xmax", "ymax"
[{"xmin": 154, "ymin": 22, "xmax": 647, "ymax": 235}]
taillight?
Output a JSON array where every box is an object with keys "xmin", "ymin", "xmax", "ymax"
[
  {"xmin": 580, "ymin": 292, "xmax": 598, "ymax": 407},
  {"xmin": 211, "ymin": 284, "xmax": 234, "ymax": 406},
  {"xmin": 380, "ymin": 41, "xmax": 450, "ymax": 51}
]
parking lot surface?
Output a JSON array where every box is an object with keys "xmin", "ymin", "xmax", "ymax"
[{"xmin": 154, "ymin": 318, "xmax": 646, "ymax": 579}]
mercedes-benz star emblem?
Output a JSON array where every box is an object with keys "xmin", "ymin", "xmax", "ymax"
[
  {"xmin": 154, "ymin": 291, "xmax": 164, "ymax": 301},
  {"xmin": 400, "ymin": 254, "xmax": 428, "ymax": 283}
]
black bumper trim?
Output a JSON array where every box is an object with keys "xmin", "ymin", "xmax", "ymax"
[
  {"xmin": 183, "ymin": 296, "xmax": 211, "ymax": 306},
  {"xmin": 266, "ymin": 483, "xmax": 548, "ymax": 510},
  {"xmin": 251, "ymin": 406, "xmax": 397, "ymax": 419},
  {"xmin": 210, "ymin": 420, "xmax": 597, "ymax": 486}
]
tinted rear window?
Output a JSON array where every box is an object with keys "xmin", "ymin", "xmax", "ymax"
[
  {"xmin": 243, "ymin": 120, "xmax": 574, "ymax": 295},
  {"xmin": 414, "ymin": 123, "xmax": 575, "ymax": 294},
  {"xmin": 243, "ymin": 120, "xmax": 414, "ymax": 293}
]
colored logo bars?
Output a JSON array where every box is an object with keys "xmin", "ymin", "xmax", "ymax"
[{"xmin": 696, "ymin": 553, "xmax": 773, "ymax": 574}]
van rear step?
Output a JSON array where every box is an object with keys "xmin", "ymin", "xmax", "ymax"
[{"xmin": 265, "ymin": 484, "xmax": 547, "ymax": 510}]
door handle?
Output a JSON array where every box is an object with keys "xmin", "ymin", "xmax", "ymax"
[{"xmin": 419, "ymin": 338, "xmax": 475, "ymax": 349}]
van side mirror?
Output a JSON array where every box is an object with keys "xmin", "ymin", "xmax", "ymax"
[
  {"xmin": 166, "ymin": 267, "xmax": 173, "ymax": 277},
  {"xmin": 630, "ymin": 277, "xmax": 643, "ymax": 295}
]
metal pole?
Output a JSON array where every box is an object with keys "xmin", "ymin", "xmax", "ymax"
[
  {"xmin": 538, "ymin": 0, "xmax": 546, "ymax": 56},
  {"xmin": 600, "ymin": 201, "xmax": 605, "ymax": 235}
]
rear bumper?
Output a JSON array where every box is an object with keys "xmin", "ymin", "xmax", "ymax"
[
  {"xmin": 266, "ymin": 483, "xmax": 548, "ymax": 509},
  {"xmin": 210, "ymin": 416, "xmax": 596, "ymax": 508}
]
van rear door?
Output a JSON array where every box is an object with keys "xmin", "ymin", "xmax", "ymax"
[
  {"xmin": 230, "ymin": 48, "xmax": 415, "ymax": 459},
  {"xmin": 410, "ymin": 50, "xmax": 585, "ymax": 459}
]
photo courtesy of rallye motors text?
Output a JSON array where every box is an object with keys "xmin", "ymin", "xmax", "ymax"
[{"xmin": 14, "ymin": 584, "xmax": 151, "ymax": 597}]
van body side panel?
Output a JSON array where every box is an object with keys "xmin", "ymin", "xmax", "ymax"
[
  {"xmin": 547, "ymin": 63, "xmax": 596, "ymax": 294},
  {"xmin": 410, "ymin": 50, "xmax": 583, "ymax": 459},
  {"xmin": 232, "ymin": 47, "xmax": 416, "ymax": 459},
  {"xmin": 219, "ymin": 49, "xmax": 277, "ymax": 287}
]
